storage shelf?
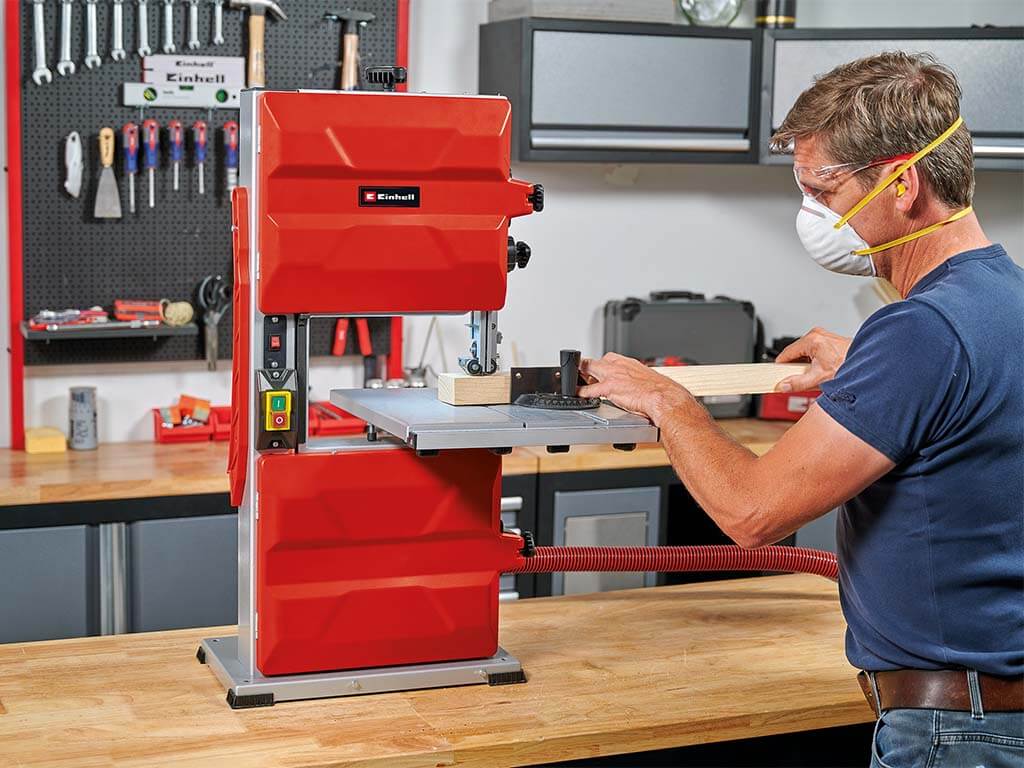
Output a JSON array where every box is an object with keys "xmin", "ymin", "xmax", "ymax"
[{"xmin": 21, "ymin": 322, "xmax": 199, "ymax": 342}]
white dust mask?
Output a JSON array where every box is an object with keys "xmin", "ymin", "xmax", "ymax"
[{"xmin": 795, "ymin": 194, "xmax": 876, "ymax": 277}]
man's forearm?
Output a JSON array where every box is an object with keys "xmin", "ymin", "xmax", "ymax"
[{"xmin": 653, "ymin": 393, "xmax": 773, "ymax": 548}]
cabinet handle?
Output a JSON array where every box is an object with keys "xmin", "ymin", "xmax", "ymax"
[
  {"xmin": 973, "ymin": 145, "xmax": 1024, "ymax": 158},
  {"xmin": 531, "ymin": 135, "xmax": 750, "ymax": 152},
  {"xmin": 501, "ymin": 496, "xmax": 524, "ymax": 513},
  {"xmin": 99, "ymin": 522, "xmax": 129, "ymax": 635}
]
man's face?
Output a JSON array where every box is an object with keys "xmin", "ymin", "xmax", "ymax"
[{"xmin": 792, "ymin": 135, "xmax": 898, "ymax": 249}]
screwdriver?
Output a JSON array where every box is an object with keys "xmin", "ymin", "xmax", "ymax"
[
  {"xmin": 142, "ymin": 118, "xmax": 160, "ymax": 209},
  {"xmin": 121, "ymin": 122, "xmax": 139, "ymax": 215},
  {"xmin": 224, "ymin": 120, "xmax": 239, "ymax": 193},
  {"xmin": 168, "ymin": 120, "xmax": 184, "ymax": 192},
  {"xmin": 192, "ymin": 120, "xmax": 207, "ymax": 195}
]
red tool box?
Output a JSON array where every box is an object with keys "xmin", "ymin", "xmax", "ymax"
[{"xmin": 758, "ymin": 390, "xmax": 821, "ymax": 421}]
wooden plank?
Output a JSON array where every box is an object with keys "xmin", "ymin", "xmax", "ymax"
[
  {"xmin": 0, "ymin": 575, "xmax": 870, "ymax": 767},
  {"xmin": 438, "ymin": 363, "xmax": 811, "ymax": 406}
]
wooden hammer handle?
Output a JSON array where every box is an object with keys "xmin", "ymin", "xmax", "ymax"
[
  {"xmin": 247, "ymin": 13, "xmax": 266, "ymax": 87},
  {"xmin": 341, "ymin": 32, "xmax": 360, "ymax": 90}
]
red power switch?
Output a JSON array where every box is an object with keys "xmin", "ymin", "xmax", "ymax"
[{"xmin": 270, "ymin": 335, "xmax": 281, "ymax": 350}]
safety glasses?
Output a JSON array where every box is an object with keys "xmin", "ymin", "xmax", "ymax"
[{"xmin": 793, "ymin": 153, "xmax": 914, "ymax": 200}]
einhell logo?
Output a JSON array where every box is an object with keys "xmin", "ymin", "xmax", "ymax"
[{"xmin": 359, "ymin": 186, "xmax": 420, "ymax": 208}]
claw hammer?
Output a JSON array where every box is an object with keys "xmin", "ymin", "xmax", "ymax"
[{"xmin": 229, "ymin": 0, "xmax": 287, "ymax": 87}]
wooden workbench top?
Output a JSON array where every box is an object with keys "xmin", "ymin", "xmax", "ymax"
[
  {"xmin": 0, "ymin": 419, "xmax": 791, "ymax": 507},
  {"xmin": 0, "ymin": 574, "xmax": 868, "ymax": 767},
  {"xmin": 0, "ymin": 441, "xmax": 540, "ymax": 507},
  {"xmin": 527, "ymin": 418, "xmax": 792, "ymax": 473}
]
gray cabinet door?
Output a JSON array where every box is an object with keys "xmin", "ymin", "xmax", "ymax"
[
  {"xmin": 0, "ymin": 525, "xmax": 94, "ymax": 643},
  {"xmin": 128, "ymin": 515, "xmax": 237, "ymax": 632},
  {"xmin": 552, "ymin": 486, "xmax": 660, "ymax": 595},
  {"xmin": 531, "ymin": 29, "xmax": 752, "ymax": 152},
  {"xmin": 767, "ymin": 34, "xmax": 1024, "ymax": 165},
  {"xmin": 796, "ymin": 508, "xmax": 839, "ymax": 554}
]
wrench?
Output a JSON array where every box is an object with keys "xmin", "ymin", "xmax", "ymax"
[
  {"xmin": 211, "ymin": 0, "xmax": 224, "ymax": 45},
  {"xmin": 111, "ymin": 0, "xmax": 126, "ymax": 60},
  {"xmin": 31, "ymin": 0, "xmax": 52, "ymax": 85},
  {"xmin": 187, "ymin": 0, "xmax": 200, "ymax": 49},
  {"xmin": 162, "ymin": 0, "xmax": 176, "ymax": 53},
  {"xmin": 84, "ymin": 0, "xmax": 101, "ymax": 69},
  {"xmin": 56, "ymin": 0, "xmax": 75, "ymax": 76},
  {"xmin": 137, "ymin": 0, "xmax": 151, "ymax": 57}
]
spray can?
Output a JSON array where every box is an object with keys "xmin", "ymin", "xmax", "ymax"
[{"xmin": 69, "ymin": 386, "xmax": 98, "ymax": 450}]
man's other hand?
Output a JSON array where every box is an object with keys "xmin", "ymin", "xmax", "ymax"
[
  {"xmin": 776, "ymin": 327, "xmax": 853, "ymax": 392},
  {"xmin": 579, "ymin": 353, "xmax": 695, "ymax": 425}
]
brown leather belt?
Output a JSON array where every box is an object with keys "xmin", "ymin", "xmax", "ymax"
[{"xmin": 858, "ymin": 669, "xmax": 1024, "ymax": 717}]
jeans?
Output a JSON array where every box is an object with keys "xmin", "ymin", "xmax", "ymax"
[{"xmin": 871, "ymin": 708, "xmax": 1024, "ymax": 768}]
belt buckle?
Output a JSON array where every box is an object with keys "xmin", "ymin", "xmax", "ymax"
[{"xmin": 857, "ymin": 671, "xmax": 882, "ymax": 717}]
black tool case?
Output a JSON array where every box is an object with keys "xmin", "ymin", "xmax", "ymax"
[{"xmin": 603, "ymin": 291, "xmax": 760, "ymax": 418}]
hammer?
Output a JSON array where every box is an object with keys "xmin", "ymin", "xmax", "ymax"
[
  {"xmin": 230, "ymin": 0, "xmax": 287, "ymax": 88},
  {"xmin": 324, "ymin": 9, "xmax": 375, "ymax": 90}
]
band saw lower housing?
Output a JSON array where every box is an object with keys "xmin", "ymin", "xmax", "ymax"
[{"xmin": 255, "ymin": 449, "xmax": 521, "ymax": 677}]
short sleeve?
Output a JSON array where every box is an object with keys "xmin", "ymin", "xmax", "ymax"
[{"xmin": 818, "ymin": 301, "xmax": 969, "ymax": 464}]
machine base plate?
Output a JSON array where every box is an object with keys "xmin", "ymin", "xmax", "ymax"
[{"xmin": 198, "ymin": 635, "xmax": 526, "ymax": 708}]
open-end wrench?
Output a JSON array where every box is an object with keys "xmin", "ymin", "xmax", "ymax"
[
  {"xmin": 211, "ymin": 0, "xmax": 224, "ymax": 44},
  {"xmin": 137, "ymin": 0, "xmax": 152, "ymax": 57},
  {"xmin": 111, "ymin": 0, "xmax": 127, "ymax": 60},
  {"xmin": 187, "ymin": 0, "xmax": 200, "ymax": 49},
  {"xmin": 56, "ymin": 0, "xmax": 76, "ymax": 76},
  {"xmin": 162, "ymin": 0, "xmax": 176, "ymax": 53},
  {"xmin": 31, "ymin": 0, "xmax": 52, "ymax": 85},
  {"xmin": 84, "ymin": 0, "xmax": 102, "ymax": 69}
]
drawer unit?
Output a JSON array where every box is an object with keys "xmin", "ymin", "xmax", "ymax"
[
  {"xmin": 761, "ymin": 28, "xmax": 1024, "ymax": 170},
  {"xmin": 551, "ymin": 486, "xmax": 661, "ymax": 596},
  {"xmin": 480, "ymin": 18, "xmax": 761, "ymax": 163}
]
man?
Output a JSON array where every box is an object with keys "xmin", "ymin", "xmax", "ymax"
[{"xmin": 580, "ymin": 52, "xmax": 1023, "ymax": 767}]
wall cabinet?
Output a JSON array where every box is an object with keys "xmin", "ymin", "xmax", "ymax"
[
  {"xmin": 480, "ymin": 18, "xmax": 761, "ymax": 163},
  {"xmin": 762, "ymin": 28, "xmax": 1024, "ymax": 170},
  {"xmin": 480, "ymin": 20, "xmax": 1023, "ymax": 170}
]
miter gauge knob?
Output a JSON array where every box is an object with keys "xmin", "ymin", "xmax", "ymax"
[{"xmin": 528, "ymin": 183, "xmax": 544, "ymax": 212}]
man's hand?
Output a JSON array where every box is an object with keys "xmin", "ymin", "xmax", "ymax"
[
  {"xmin": 776, "ymin": 327, "xmax": 852, "ymax": 392},
  {"xmin": 579, "ymin": 352, "xmax": 696, "ymax": 425}
]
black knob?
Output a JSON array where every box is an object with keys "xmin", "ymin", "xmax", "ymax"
[
  {"xmin": 560, "ymin": 349, "xmax": 581, "ymax": 398},
  {"xmin": 515, "ymin": 241, "xmax": 531, "ymax": 270},
  {"xmin": 520, "ymin": 530, "xmax": 536, "ymax": 558},
  {"xmin": 528, "ymin": 184, "xmax": 544, "ymax": 212}
]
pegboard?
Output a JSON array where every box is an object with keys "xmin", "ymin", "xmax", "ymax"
[{"xmin": 18, "ymin": 0, "xmax": 400, "ymax": 365}]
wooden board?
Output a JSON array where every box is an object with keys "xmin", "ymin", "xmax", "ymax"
[
  {"xmin": 0, "ymin": 443, "xmax": 539, "ymax": 508},
  {"xmin": 0, "ymin": 575, "xmax": 870, "ymax": 767},
  {"xmin": 529, "ymin": 418, "xmax": 792, "ymax": 473},
  {"xmin": 438, "ymin": 363, "xmax": 811, "ymax": 406}
]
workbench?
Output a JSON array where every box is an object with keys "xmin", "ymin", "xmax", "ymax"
[
  {"xmin": 0, "ymin": 419, "xmax": 789, "ymax": 507},
  {"xmin": 0, "ymin": 574, "xmax": 871, "ymax": 768}
]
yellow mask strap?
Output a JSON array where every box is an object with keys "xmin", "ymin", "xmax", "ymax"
[
  {"xmin": 853, "ymin": 205, "xmax": 973, "ymax": 256},
  {"xmin": 835, "ymin": 115, "xmax": 964, "ymax": 229}
]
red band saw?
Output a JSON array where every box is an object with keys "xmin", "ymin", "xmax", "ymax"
[{"xmin": 198, "ymin": 87, "xmax": 837, "ymax": 709}]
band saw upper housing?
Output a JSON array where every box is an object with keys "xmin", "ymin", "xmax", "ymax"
[{"xmin": 255, "ymin": 91, "xmax": 538, "ymax": 315}]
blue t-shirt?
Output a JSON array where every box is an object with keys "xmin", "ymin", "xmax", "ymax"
[{"xmin": 818, "ymin": 244, "xmax": 1024, "ymax": 677}]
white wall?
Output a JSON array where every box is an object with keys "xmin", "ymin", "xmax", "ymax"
[{"xmin": 4, "ymin": 0, "xmax": 1024, "ymax": 444}]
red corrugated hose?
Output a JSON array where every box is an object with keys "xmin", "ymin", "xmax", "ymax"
[{"xmin": 507, "ymin": 545, "xmax": 839, "ymax": 582}]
